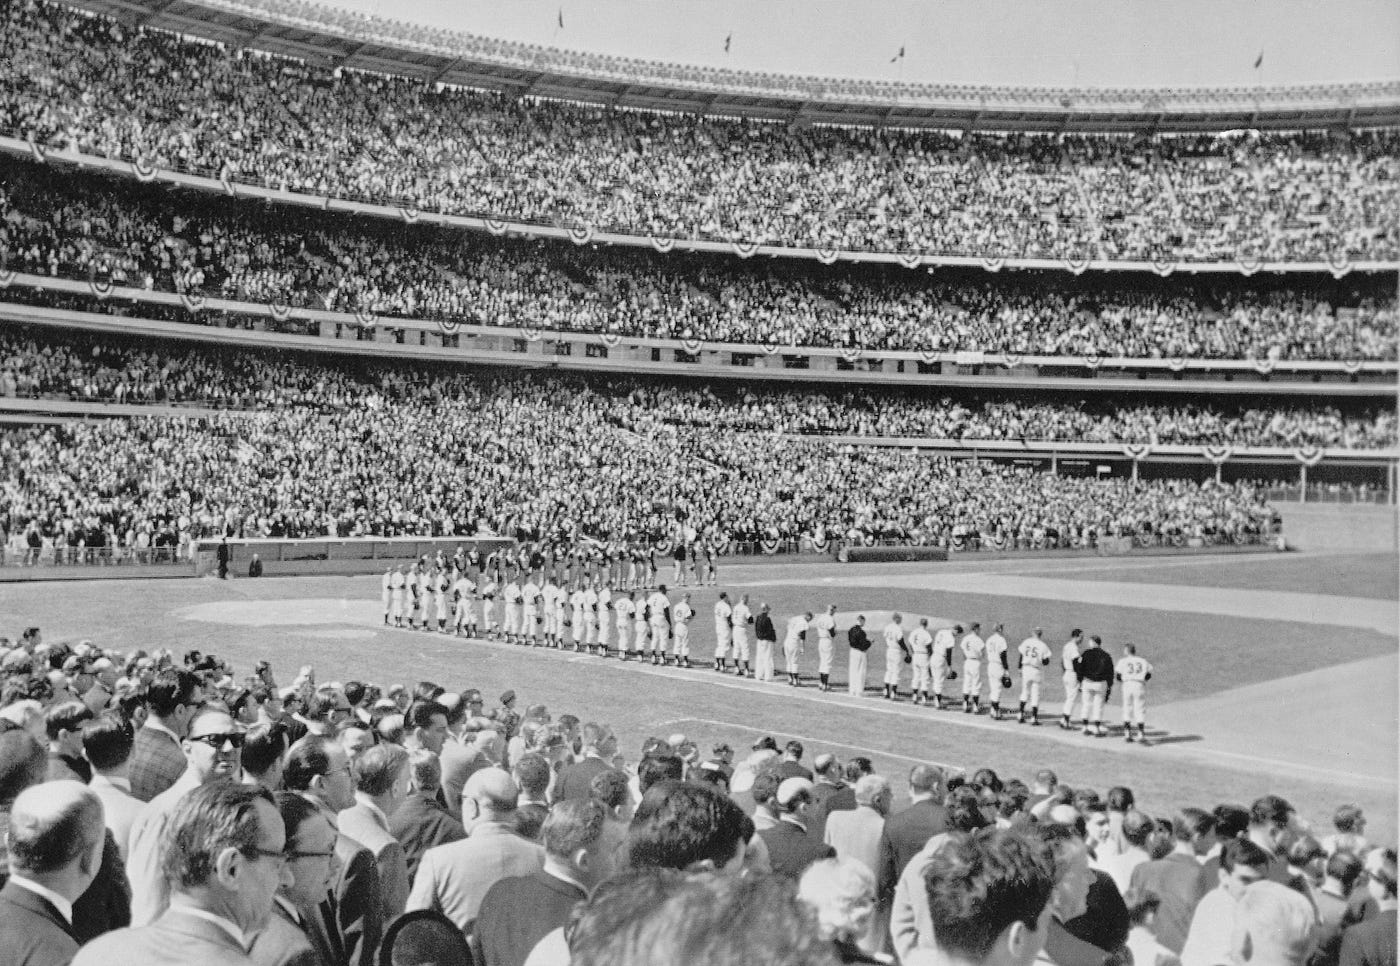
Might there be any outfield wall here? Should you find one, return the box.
[1277,504,1399,552]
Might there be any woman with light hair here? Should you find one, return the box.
[798,856,887,963]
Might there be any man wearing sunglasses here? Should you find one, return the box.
[127,706,245,927]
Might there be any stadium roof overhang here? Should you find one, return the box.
[67,0,1400,133]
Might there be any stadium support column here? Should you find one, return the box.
[1299,463,1308,502]
[1050,452,1058,475]
[1131,459,1138,484]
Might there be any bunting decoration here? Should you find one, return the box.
[89,279,113,300]
[568,226,594,246]
[733,241,760,259]
[1122,443,1153,461]
[898,253,923,270]
[681,338,703,353]
[1150,258,1176,277]
[1202,445,1233,465]
[809,534,830,554]
[0,269,14,288]
[520,327,543,342]
[986,533,1010,551]
[761,338,781,355]
[1251,358,1276,375]
[1065,256,1090,276]
[268,302,292,322]
[1343,358,1363,374]
[759,536,781,555]
[1236,254,1262,276]
[1328,253,1352,278]
[132,159,158,183]
[485,218,508,236]
[1166,357,1187,372]
[26,139,45,164]
[399,207,421,225]
[918,349,941,365]
[815,248,839,265]
[1001,354,1024,370]
[1083,354,1103,370]
[1293,446,1325,467]
[600,332,622,348]
[649,236,675,253]
[354,309,378,328]
[840,346,863,364]
[980,257,1005,273]
[178,292,206,313]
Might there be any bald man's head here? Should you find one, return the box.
[464,767,519,817]
[7,780,105,886]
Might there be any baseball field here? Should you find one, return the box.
[3,547,1395,833]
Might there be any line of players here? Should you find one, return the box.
[380,562,1155,744]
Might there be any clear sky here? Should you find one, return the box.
[316,0,1399,90]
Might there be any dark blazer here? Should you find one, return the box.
[389,793,466,885]
[72,830,132,943]
[71,906,253,966]
[45,752,92,785]
[1340,909,1398,966]
[809,785,856,844]
[1127,853,1210,954]
[128,726,185,803]
[474,871,587,966]
[555,757,612,802]
[777,760,814,782]
[1062,869,1129,954]
[877,799,947,898]
[754,614,777,643]
[0,879,80,966]
[759,819,835,879]
[323,832,383,966]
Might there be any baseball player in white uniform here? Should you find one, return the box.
[583,581,601,651]
[672,592,693,667]
[960,623,987,714]
[416,566,433,631]
[502,577,523,644]
[521,576,541,645]
[647,586,672,665]
[783,612,812,687]
[882,614,910,701]
[1059,629,1084,730]
[811,605,837,692]
[381,567,393,626]
[453,570,477,638]
[908,618,934,705]
[632,593,650,660]
[985,623,1011,720]
[1016,627,1052,725]
[712,592,733,672]
[1114,643,1154,744]
[389,566,407,627]
[931,624,960,710]
[569,585,587,651]
[731,594,754,677]
[614,590,635,658]
[480,576,498,638]
[541,578,560,646]
[433,568,450,632]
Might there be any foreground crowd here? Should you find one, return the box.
[2,163,1397,360]
[0,359,1284,560]
[1,0,1398,263]
[0,628,1392,966]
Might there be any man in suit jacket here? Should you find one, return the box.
[1126,808,1214,954]
[128,668,202,803]
[0,781,107,966]
[389,750,465,883]
[127,706,244,925]
[73,783,288,966]
[824,774,893,959]
[83,713,143,861]
[474,800,625,966]
[553,724,617,802]
[283,736,383,966]
[1339,849,1397,966]
[250,793,344,966]
[1230,880,1319,966]
[758,778,835,879]
[337,744,411,923]
[43,701,94,785]
[877,764,947,901]
[407,768,545,934]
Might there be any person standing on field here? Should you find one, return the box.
[1115,644,1154,744]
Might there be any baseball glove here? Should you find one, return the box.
[947,670,958,681]
[1000,674,1013,690]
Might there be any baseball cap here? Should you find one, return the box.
[776,777,814,807]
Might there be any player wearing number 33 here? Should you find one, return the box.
[1114,643,1154,744]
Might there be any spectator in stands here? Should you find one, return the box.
[249,792,341,966]
[82,713,141,862]
[338,743,411,925]
[388,748,465,882]
[128,667,201,803]
[1181,839,1272,966]
[1126,808,1215,954]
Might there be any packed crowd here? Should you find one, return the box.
[1,0,1398,262]
[3,162,1396,361]
[0,341,1291,560]
[0,627,1392,966]
[1,327,1393,449]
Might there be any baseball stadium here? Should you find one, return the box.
[0,0,1395,964]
